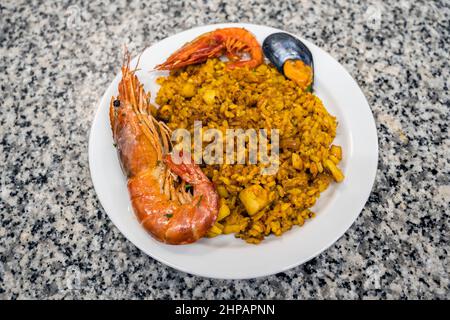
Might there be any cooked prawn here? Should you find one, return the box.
[156,27,263,70]
[110,51,219,244]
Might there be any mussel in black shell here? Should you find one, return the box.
[262,33,314,91]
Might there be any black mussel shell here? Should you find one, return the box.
[262,32,314,84]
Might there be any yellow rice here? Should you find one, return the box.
[156,58,344,244]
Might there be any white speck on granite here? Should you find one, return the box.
[0,0,449,299]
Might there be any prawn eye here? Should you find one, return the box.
[113,99,120,108]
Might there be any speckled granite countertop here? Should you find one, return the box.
[0,0,449,299]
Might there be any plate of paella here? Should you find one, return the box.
[89,23,378,279]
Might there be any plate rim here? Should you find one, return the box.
[88,22,378,279]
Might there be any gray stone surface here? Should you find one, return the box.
[0,0,449,299]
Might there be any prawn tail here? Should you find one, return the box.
[163,152,208,185]
[164,151,219,230]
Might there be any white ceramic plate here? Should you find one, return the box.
[89,23,378,279]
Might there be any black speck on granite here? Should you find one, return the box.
[0,0,449,299]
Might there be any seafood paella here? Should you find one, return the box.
[109,28,344,245]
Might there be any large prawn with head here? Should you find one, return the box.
[156,27,263,70]
[109,52,219,244]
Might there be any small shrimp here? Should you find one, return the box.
[156,28,263,70]
[110,51,219,244]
